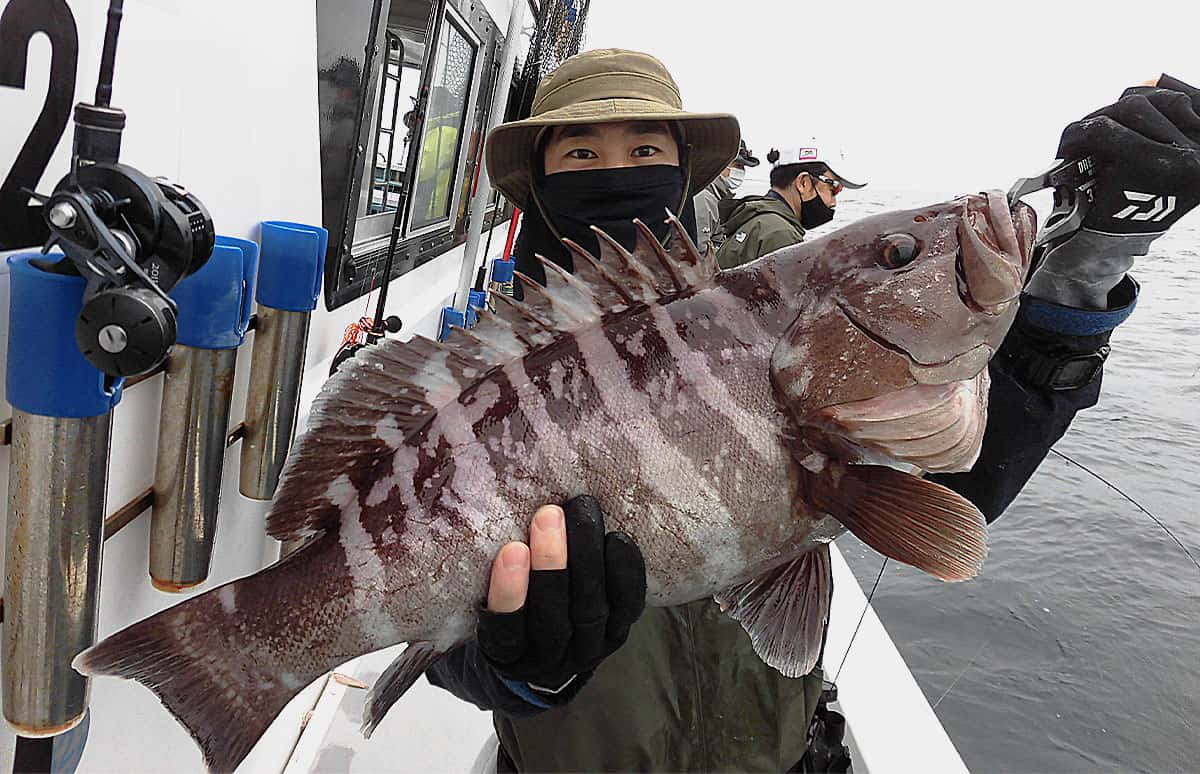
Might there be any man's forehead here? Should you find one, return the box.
[799,164,833,178]
[549,120,672,141]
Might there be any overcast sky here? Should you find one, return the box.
[584,0,1198,194]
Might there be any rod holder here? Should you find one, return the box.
[488,258,515,305]
[3,253,123,737]
[239,221,326,500]
[150,236,259,591]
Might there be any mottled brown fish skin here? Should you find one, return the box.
[343,262,819,655]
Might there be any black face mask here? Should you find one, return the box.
[800,193,835,229]
[512,165,689,286]
[541,164,685,252]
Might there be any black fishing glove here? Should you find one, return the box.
[477,495,647,707]
[1026,74,1200,308]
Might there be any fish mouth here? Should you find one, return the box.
[956,192,1036,313]
[818,370,990,473]
[836,301,907,357]
[836,302,992,383]
[833,191,1033,378]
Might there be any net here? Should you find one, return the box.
[511,0,591,120]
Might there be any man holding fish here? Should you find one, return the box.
[422,52,1200,771]
[74,51,1200,774]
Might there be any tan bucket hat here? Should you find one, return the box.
[486,48,741,209]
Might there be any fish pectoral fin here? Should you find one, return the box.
[361,642,445,738]
[714,545,831,678]
[811,464,987,581]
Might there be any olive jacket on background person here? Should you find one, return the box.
[426,268,1140,770]
[693,173,734,255]
[715,191,805,269]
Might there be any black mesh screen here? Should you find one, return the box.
[510,0,591,121]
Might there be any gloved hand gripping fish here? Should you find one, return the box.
[76,192,1036,772]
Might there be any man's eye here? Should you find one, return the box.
[567,148,598,160]
[632,145,660,158]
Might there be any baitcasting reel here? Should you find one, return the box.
[28,106,214,378]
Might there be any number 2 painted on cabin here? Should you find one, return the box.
[0,0,78,250]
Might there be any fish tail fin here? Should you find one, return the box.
[74,588,321,773]
[808,464,988,581]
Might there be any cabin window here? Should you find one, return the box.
[316,0,500,310]
[408,17,476,231]
[362,31,422,217]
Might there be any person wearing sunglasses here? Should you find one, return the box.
[716,139,866,269]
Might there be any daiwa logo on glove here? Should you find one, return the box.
[1113,190,1177,222]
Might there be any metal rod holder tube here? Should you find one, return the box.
[152,233,259,578]
[4,411,111,736]
[239,306,310,500]
[239,221,325,501]
[149,346,238,590]
[4,252,122,737]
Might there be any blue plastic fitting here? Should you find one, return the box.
[171,235,261,349]
[491,258,515,284]
[255,221,329,312]
[468,289,487,312]
[440,306,468,341]
[6,253,123,418]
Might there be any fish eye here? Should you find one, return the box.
[880,234,919,269]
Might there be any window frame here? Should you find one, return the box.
[354,35,424,244]
[401,3,483,240]
[361,32,416,220]
[317,0,506,310]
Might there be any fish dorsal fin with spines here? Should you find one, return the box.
[592,227,659,301]
[266,213,717,542]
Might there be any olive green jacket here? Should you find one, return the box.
[693,174,734,255]
[495,598,823,772]
[715,194,805,270]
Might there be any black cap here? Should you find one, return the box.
[734,139,759,168]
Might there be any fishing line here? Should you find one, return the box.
[833,557,887,683]
[931,641,987,710]
[1049,448,1200,575]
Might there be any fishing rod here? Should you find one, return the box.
[365,35,415,348]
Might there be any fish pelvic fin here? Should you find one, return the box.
[267,212,715,543]
[715,545,831,678]
[73,583,326,773]
[361,642,445,738]
[807,464,988,581]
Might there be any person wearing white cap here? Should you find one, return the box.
[716,137,866,269]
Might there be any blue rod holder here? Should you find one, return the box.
[6,253,122,418]
[256,221,328,312]
[171,235,261,349]
[439,306,477,341]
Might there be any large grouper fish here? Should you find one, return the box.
[77,191,1036,771]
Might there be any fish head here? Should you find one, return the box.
[770,191,1037,473]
